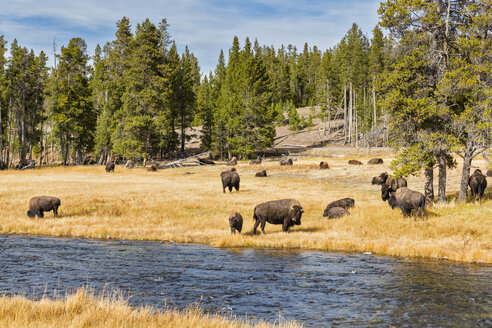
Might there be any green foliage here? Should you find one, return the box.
[288,103,301,131]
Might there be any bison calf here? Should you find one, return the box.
[319,161,329,169]
[221,168,240,193]
[387,187,426,220]
[469,169,487,202]
[27,196,61,219]
[229,211,243,234]
[105,161,115,173]
[255,170,267,177]
[323,207,350,219]
[324,198,355,212]
[253,199,303,234]
[348,160,363,165]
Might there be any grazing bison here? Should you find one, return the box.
[147,164,157,172]
[487,169,492,177]
[348,159,363,165]
[229,211,243,234]
[469,169,487,202]
[319,161,329,169]
[324,198,355,212]
[124,160,135,169]
[27,196,61,219]
[255,170,267,177]
[280,158,293,166]
[198,157,215,165]
[323,207,351,219]
[226,157,237,166]
[249,158,262,165]
[221,168,240,193]
[105,161,115,173]
[387,187,426,220]
[253,199,304,234]
[367,158,384,165]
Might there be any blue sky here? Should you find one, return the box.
[0,0,382,74]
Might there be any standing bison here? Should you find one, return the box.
[105,161,115,173]
[387,187,426,220]
[229,211,243,234]
[253,199,304,234]
[280,158,293,166]
[27,196,61,218]
[319,161,329,169]
[371,172,389,185]
[255,170,267,177]
[386,176,408,191]
[468,169,487,202]
[221,168,240,193]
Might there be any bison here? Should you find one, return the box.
[280,158,293,166]
[229,211,243,234]
[323,198,355,212]
[387,187,426,220]
[226,157,237,166]
[147,164,158,172]
[367,158,384,165]
[386,176,408,191]
[323,207,351,219]
[105,161,115,173]
[319,161,329,169]
[249,158,262,165]
[27,196,61,219]
[469,169,487,202]
[221,168,240,193]
[348,159,363,165]
[371,172,389,185]
[253,199,304,234]
[255,170,267,177]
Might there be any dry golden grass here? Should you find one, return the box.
[0,153,490,263]
[0,288,301,328]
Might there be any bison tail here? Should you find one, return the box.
[253,208,258,222]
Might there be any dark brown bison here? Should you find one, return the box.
[367,158,384,165]
[27,196,61,218]
[323,198,355,212]
[280,158,293,166]
[255,170,267,177]
[198,157,215,165]
[105,161,115,173]
[147,164,157,172]
[348,159,363,165]
[487,169,492,177]
[319,161,329,169]
[372,172,389,185]
[221,168,240,193]
[226,157,237,166]
[249,158,262,165]
[468,169,487,202]
[387,187,426,220]
[229,211,243,234]
[323,207,351,219]
[253,199,304,234]
[124,160,135,169]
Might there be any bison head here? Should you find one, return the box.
[26,210,35,218]
[291,205,303,225]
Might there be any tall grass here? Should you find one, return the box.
[0,155,490,263]
[0,288,301,328]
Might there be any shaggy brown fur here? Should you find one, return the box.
[319,161,329,169]
[27,196,61,219]
[221,168,240,193]
[255,170,267,177]
[348,160,363,165]
[323,207,350,219]
[253,199,303,234]
[229,211,243,234]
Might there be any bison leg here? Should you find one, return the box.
[260,221,266,234]
[253,219,260,235]
[54,206,58,217]
[228,186,233,192]
[235,183,239,191]
[38,211,44,218]
[231,228,236,235]
[282,220,290,232]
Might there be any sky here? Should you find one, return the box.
[0,0,382,74]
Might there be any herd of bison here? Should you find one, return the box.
[25,156,490,236]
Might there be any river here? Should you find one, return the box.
[0,235,490,327]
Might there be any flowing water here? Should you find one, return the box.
[0,235,490,327]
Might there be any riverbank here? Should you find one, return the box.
[0,153,490,263]
[0,288,300,328]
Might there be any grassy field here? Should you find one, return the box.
[0,151,490,263]
[0,288,301,328]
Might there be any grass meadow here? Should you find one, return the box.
[0,152,490,263]
[0,288,301,328]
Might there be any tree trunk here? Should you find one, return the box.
[181,108,186,153]
[458,139,475,203]
[437,152,447,203]
[348,82,353,145]
[60,135,66,166]
[343,83,347,144]
[424,164,435,202]
[0,100,3,162]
